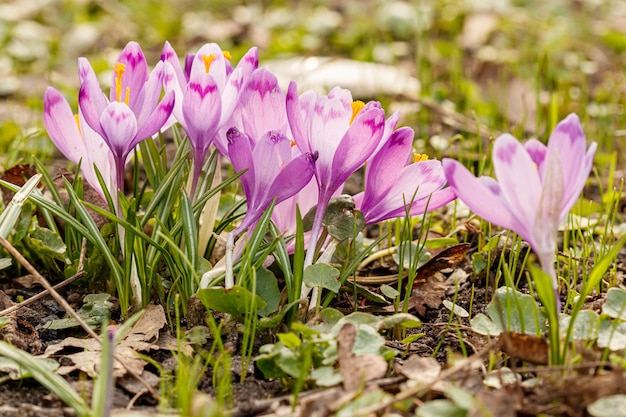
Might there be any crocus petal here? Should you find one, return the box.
[220,47,259,125]
[492,133,542,228]
[330,105,385,190]
[534,147,564,258]
[363,127,414,203]
[182,74,221,158]
[443,158,530,241]
[227,127,255,198]
[78,69,109,139]
[160,41,187,87]
[408,187,456,216]
[43,87,87,164]
[524,139,547,174]
[136,61,167,126]
[240,69,287,139]
[134,90,175,146]
[361,160,448,223]
[286,82,311,154]
[189,43,228,87]
[100,102,138,159]
[251,131,291,201]
[265,152,316,207]
[547,114,597,215]
[111,41,148,109]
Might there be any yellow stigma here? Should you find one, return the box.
[201,54,217,73]
[413,153,429,163]
[223,51,232,60]
[74,114,81,134]
[350,100,365,125]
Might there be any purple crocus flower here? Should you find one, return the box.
[227,128,317,237]
[78,41,175,194]
[286,82,387,266]
[443,113,597,307]
[44,87,116,200]
[224,127,316,288]
[353,127,456,224]
[161,42,258,197]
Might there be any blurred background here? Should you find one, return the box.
[1,0,625,172]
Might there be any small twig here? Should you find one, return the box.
[0,235,158,399]
[0,270,85,317]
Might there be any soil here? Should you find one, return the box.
[1,238,625,416]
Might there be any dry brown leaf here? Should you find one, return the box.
[468,389,517,417]
[337,323,387,392]
[41,303,167,377]
[395,355,441,385]
[498,332,549,365]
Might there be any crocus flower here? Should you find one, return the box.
[44,87,116,200]
[79,41,175,194]
[286,82,387,266]
[227,128,317,237]
[223,127,316,288]
[161,41,258,197]
[354,127,456,224]
[442,113,596,307]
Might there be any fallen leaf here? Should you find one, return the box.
[41,303,167,377]
[337,323,387,392]
[498,332,549,365]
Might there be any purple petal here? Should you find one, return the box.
[182,74,221,158]
[99,102,138,160]
[363,127,414,204]
[43,87,87,164]
[443,158,532,243]
[265,152,316,207]
[286,82,311,154]
[78,76,108,139]
[251,131,291,201]
[135,61,167,127]
[227,127,255,198]
[361,160,448,223]
[330,105,385,191]
[111,41,148,108]
[408,187,457,216]
[524,138,547,175]
[160,41,187,87]
[240,69,287,139]
[189,43,228,88]
[134,90,175,146]
[547,114,597,216]
[492,133,542,228]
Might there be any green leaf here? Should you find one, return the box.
[560,309,598,340]
[337,389,390,417]
[416,400,466,417]
[255,267,281,317]
[197,286,266,318]
[376,313,422,330]
[588,394,626,417]
[603,288,626,320]
[310,365,343,387]
[470,313,502,336]
[597,317,626,350]
[486,286,546,335]
[28,224,67,261]
[303,263,341,293]
[0,341,90,417]
[442,300,469,318]
[380,284,400,300]
[0,174,41,238]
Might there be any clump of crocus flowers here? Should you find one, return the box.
[43,40,597,315]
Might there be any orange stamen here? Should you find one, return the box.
[223,51,232,60]
[113,62,125,103]
[413,153,429,163]
[74,114,81,134]
[350,100,365,125]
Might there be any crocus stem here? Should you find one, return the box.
[189,157,203,201]
[224,231,235,289]
[301,193,330,299]
[115,156,126,195]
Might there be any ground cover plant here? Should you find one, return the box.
[1,0,626,416]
